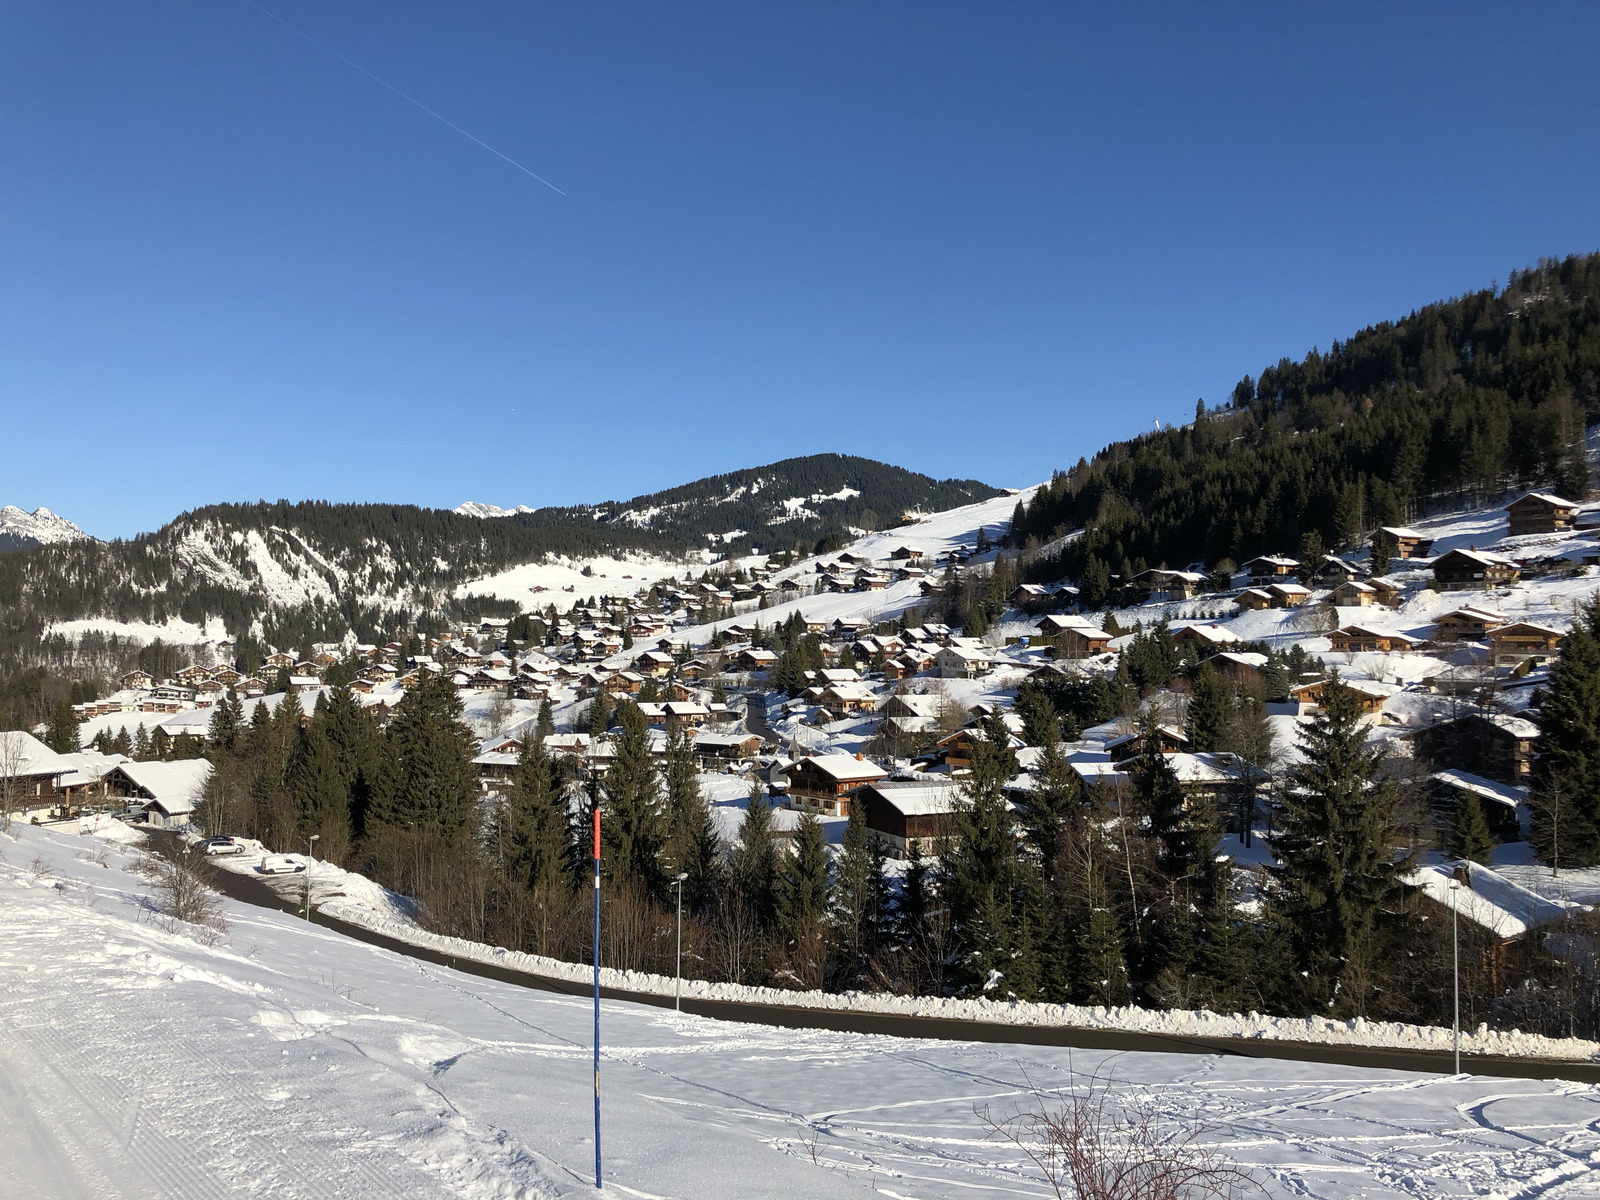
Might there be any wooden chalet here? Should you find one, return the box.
[1053,624,1113,660]
[1415,713,1540,784]
[785,753,889,816]
[1242,555,1300,585]
[1433,549,1519,591]
[937,645,993,679]
[1208,651,1268,689]
[1330,580,1378,607]
[1289,678,1389,715]
[690,731,763,765]
[1312,556,1363,587]
[1233,588,1274,612]
[1104,724,1190,762]
[858,781,959,858]
[1431,605,1508,643]
[1506,492,1581,537]
[1267,582,1312,608]
[1487,622,1564,668]
[1380,526,1434,559]
[735,648,778,672]
[1327,625,1422,654]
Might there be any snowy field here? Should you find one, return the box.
[6,822,1600,1199]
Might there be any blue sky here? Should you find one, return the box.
[3,2,1598,539]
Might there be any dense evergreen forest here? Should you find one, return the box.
[1010,253,1600,586]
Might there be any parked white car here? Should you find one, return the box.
[258,855,306,875]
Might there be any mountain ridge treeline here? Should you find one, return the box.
[1011,252,1600,584]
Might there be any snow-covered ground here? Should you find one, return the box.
[457,551,715,614]
[6,821,1600,1199]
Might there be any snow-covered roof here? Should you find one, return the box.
[116,760,210,815]
[1507,492,1580,509]
[1409,862,1580,939]
[1431,769,1527,811]
[0,730,70,778]
[864,780,960,816]
[794,753,888,783]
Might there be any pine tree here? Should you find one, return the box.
[1016,729,1081,879]
[1532,596,1600,867]
[586,691,613,738]
[1185,664,1233,753]
[1447,793,1498,865]
[778,812,830,944]
[46,700,80,754]
[939,718,1040,997]
[370,671,479,842]
[502,739,569,890]
[731,780,781,931]
[602,702,666,893]
[111,726,133,757]
[208,690,245,754]
[830,799,882,981]
[1073,859,1131,1006]
[663,724,721,910]
[133,723,150,760]
[534,697,555,744]
[1271,674,1413,1014]
[1369,529,1395,577]
[291,693,349,837]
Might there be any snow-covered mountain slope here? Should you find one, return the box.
[0,504,91,551]
[7,820,1599,1200]
[454,501,536,518]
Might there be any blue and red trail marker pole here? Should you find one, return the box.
[593,805,602,1190]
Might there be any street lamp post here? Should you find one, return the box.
[674,871,689,1011]
[1450,875,1461,1074]
[304,833,320,922]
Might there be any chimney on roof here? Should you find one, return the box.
[856,752,864,761]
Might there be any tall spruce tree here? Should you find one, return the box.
[778,811,830,944]
[1271,674,1412,1014]
[830,799,884,982]
[1185,664,1233,753]
[1447,793,1498,865]
[663,724,722,910]
[602,701,666,893]
[731,780,781,931]
[939,718,1040,997]
[502,739,569,890]
[534,697,555,744]
[1532,596,1600,867]
[208,689,245,755]
[370,671,479,842]
[46,700,80,754]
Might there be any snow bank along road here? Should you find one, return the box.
[8,826,1600,1200]
[175,832,1600,1086]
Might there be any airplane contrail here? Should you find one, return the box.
[238,0,566,195]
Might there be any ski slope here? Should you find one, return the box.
[5,822,1600,1199]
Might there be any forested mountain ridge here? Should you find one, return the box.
[1011,253,1600,585]
[478,454,1000,550]
[0,456,996,653]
